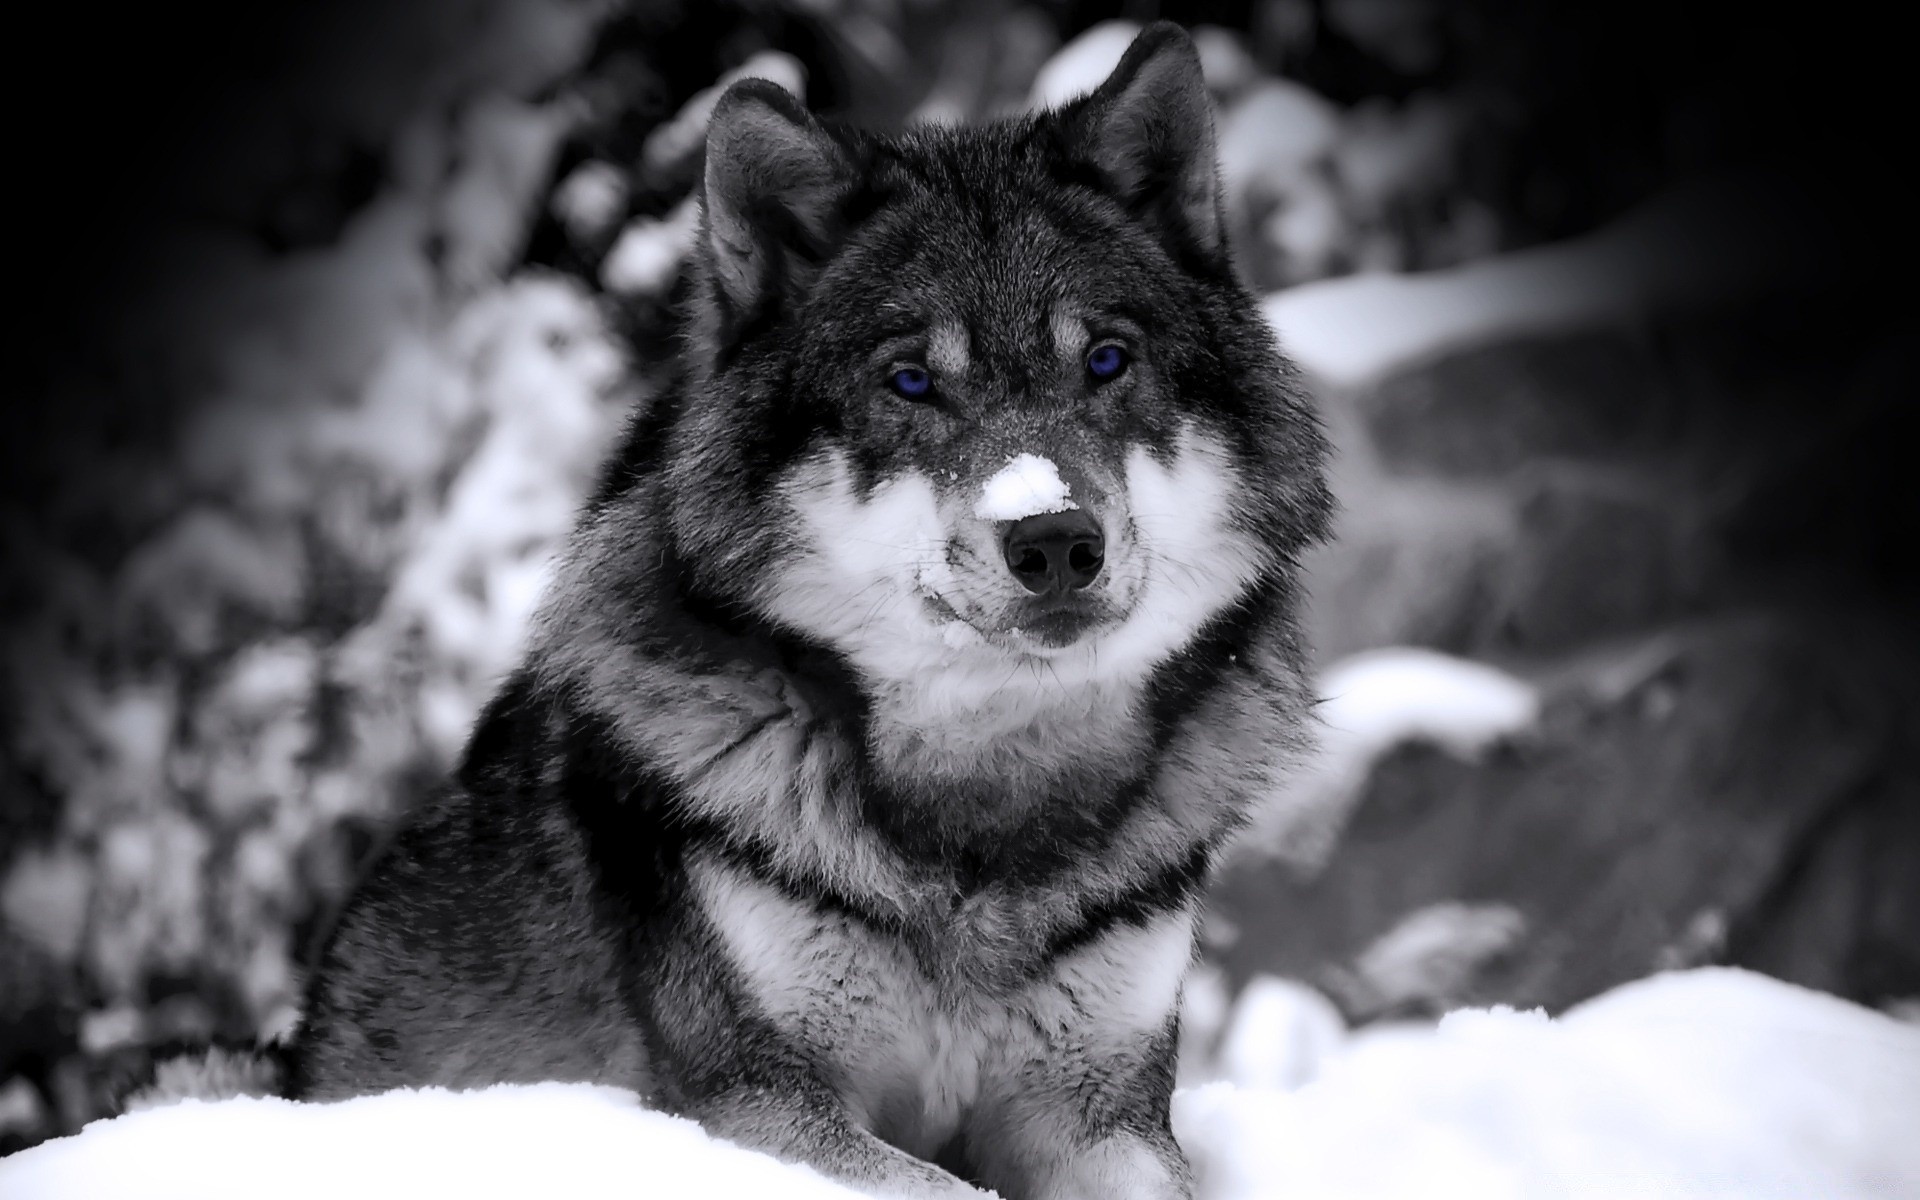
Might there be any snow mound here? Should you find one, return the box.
[5,971,1912,1199]
[0,1083,865,1200]
[1179,968,1920,1200]
[1211,974,1347,1091]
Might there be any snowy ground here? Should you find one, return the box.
[5,968,1915,1199]
[6,0,1905,1171]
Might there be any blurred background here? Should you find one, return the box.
[3,0,1913,1154]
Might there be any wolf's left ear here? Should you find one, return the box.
[701,79,854,321]
[1065,22,1223,255]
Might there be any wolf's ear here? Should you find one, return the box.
[701,80,854,319]
[1065,22,1223,254]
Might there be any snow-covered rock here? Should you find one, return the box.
[1264,177,1831,390]
[1238,646,1540,868]
[1317,646,1539,761]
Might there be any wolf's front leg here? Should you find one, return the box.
[978,1119,1192,1200]
[970,1031,1192,1200]
[1026,1127,1192,1200]
[690,1085,984,1199]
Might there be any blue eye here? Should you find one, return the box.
[889,366,932,398]
[1087,344,1128,380]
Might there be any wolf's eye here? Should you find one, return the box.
[889,366,933,399]
[1087,344,1129,380]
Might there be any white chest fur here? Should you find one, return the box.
[689,852,1196,1158]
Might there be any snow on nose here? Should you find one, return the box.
[974,453,1078,521]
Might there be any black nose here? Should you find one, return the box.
[1003,511,1104,596]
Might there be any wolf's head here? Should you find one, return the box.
[651,23,1330,791]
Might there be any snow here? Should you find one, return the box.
[1263,177,1833,389]
[0,1078,44,1143]
[603,46,806,296]
[1317,646,1540,760]
[1261,182,1349,280]
[1190,26,1259,98]
[1218,81,1341,193]
[601,196,700,297]
[1178,968,1920,1200]
[1335,93,1461,220]
[0,1083,867,1200]
[974,454,1077,521]
[1,844,92,963]
[6,970,1913,1199]
[351,274,626,762]
[1028,20,1139,109]
[116,508,308,656]
[438,96,570,292]
[641,51,807,179]
[1210,975,1347,1091]
[552,159,629,240]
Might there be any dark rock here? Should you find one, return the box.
[1358,330,1673,478]
[1477,464,1711,652]
[1710,335,1920,605]
[1310,294,1918,658]
[1304,460,1711,660]
[0,926,79,1107]
[1302,475,1512,662]
[1730,763,1920,1006]
[1351,290,1914,490]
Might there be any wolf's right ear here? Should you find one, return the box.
[701,80,854,321]
[1064,22,1224,257]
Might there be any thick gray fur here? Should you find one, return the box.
[159,22,1334,1200]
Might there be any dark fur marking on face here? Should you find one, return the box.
[640,540,876,734]
[1141,579,1285,740]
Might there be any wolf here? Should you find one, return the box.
[262,22,1329,1200]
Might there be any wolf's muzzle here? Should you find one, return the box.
[1003,511,1104,597]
